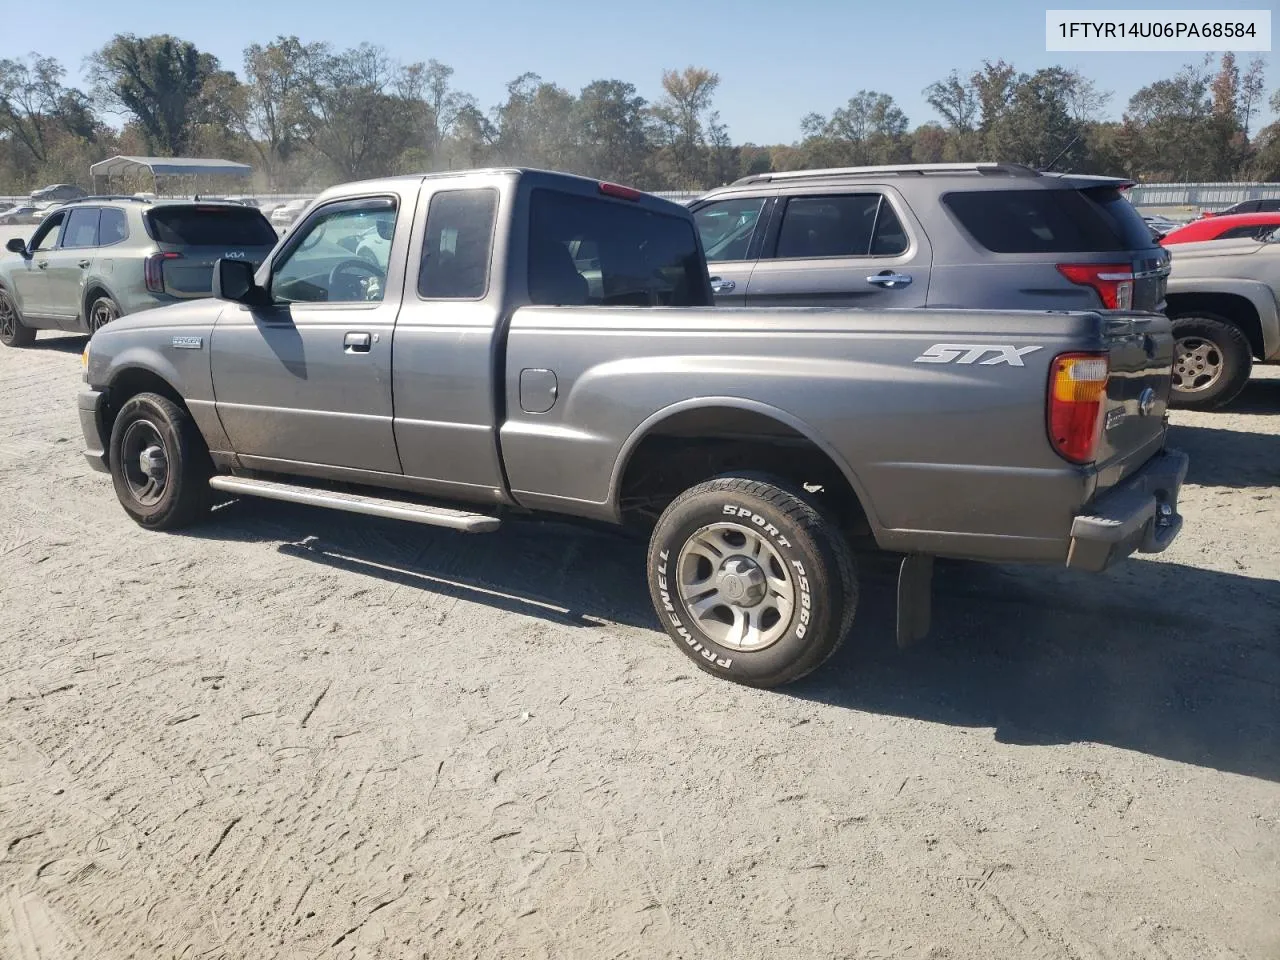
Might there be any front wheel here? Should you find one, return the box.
[647,476,858,687]
[108,392,213,530]
[0,289,35,347]
[1169,315,1253,410]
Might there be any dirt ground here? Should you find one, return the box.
[0,321,1277,959]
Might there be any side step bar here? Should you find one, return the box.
[208,476,501,533]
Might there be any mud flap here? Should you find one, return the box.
[896,553,934,649]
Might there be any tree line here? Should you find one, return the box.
[1,35,1278,196]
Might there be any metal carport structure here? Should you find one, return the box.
[89,156,253,196]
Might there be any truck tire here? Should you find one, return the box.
[1169,315,1253,410]
[108,392,213,530]
[0,289,35,347]
[647,476,857,687]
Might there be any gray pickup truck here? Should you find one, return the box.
[79,168,1188,687]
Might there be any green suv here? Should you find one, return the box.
[0,197,278,347]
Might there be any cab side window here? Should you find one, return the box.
[418,189,498,299]
[774,194,908,259]
[99,208,128,245]
[694,197,767,262]
[30,212,66,253]
[271,199,398,303]
[62,208,101,249]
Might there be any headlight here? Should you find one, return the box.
[81,341,90,380]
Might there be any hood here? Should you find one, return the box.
[95,298,223,338]
[1167,237,1269,268]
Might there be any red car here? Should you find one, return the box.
[1162,212,1280,245]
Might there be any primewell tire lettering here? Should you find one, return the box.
[791,560,812,639]
[655,547,731,669]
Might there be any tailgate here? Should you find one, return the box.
[1092,312,1174,492]
[159,244,273,298]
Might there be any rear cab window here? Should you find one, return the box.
[145,205,277,246]
[528,189,709,307]
[943,187,1155,253]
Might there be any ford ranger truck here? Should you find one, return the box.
[78,168,1188,687]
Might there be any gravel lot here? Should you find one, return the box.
[0,288,1277,955]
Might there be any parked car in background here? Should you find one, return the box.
[0,204,43,225]
[1164,232,1280,408]
[29,184,87,204]
[269,198,311,229]
[0,197,278,346]
[1160,213,1280,246]
[75,168,1186,687]
[1143,215,1184,239]
[690,163,1169,313]
[1201,199,1280,217]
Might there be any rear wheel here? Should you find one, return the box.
[1169,315,1253,410]
[108,392,213,530]
[87,294,120,334]
[646,476,857,687]
[0,289,35,347]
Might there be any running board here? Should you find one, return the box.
[208,476,501,533]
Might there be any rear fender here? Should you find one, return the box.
[606,396,883,532]
[81,276,123,323]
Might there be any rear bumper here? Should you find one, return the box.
[1066,448,1188,572]
[79,387,109,473]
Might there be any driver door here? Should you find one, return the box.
[210,194,407,476]
[10,211,66,319]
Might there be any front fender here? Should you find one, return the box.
[1165,276,1280,358]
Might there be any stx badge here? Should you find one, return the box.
[913,343,1043,366]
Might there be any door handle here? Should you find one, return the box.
[709,276,736,294]
[78,259,91,268]
[866,272,912,288]
[36,260,48,270]
[343,331,372,354]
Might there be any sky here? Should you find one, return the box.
[4,0,1276,144]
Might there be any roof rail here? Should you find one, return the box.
[57,195,153,205]
[730,162,1041,186]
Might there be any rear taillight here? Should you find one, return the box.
[1057,263,1134,310]
[144,252,181,294]
[1048,352,1109,464]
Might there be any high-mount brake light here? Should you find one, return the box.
[1047,352,1110,464]
[599,182,643,201]
[1056,262,1135,310]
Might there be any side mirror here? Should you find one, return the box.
[5,238,28,256]
[213,258,267,305]
[375,218,394,241]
